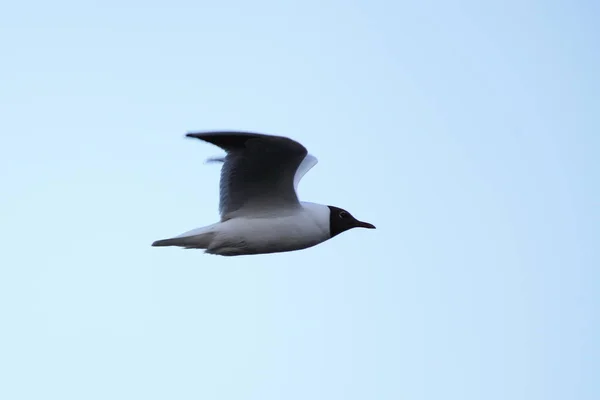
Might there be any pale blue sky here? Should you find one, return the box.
[1,1,598,399]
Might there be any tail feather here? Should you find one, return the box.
[152,225,217,249]
[152,237,195,247]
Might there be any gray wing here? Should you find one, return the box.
[186,131,309,219]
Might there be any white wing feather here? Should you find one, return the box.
[293,154,318,192]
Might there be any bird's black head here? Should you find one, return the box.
[327,206,376,238]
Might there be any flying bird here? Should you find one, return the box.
[152,131,375,256]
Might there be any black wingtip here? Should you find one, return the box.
[184,131,268,150]
[183,131,307,156]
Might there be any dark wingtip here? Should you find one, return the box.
[185,131,260,138]
[183,131,268,150]
[184,130,307,157]
[204,156,225,164]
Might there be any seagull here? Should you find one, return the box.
[152,131,375,256]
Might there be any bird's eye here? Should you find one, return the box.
[339,211,349,219]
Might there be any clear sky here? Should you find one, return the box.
[1,1,598,399]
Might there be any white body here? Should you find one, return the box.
[160,202,331,256]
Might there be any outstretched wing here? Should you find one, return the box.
[187,131,314,219]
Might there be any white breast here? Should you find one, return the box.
[208,202,331,255]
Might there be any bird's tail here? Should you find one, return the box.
[152,225,217,249]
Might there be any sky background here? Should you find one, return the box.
[1,1,598,399]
